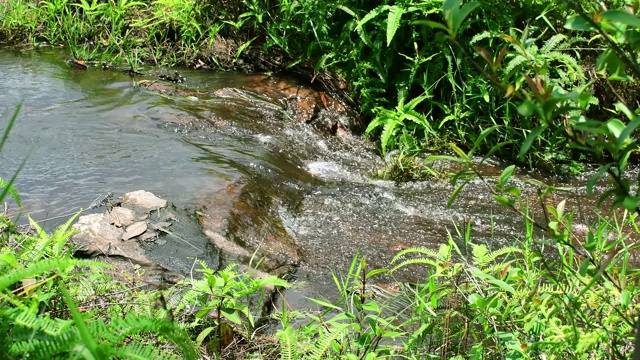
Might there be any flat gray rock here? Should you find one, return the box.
[120,190,167,213]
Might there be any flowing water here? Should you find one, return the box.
[0,48,601,309]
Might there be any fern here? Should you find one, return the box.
[503,54,528,77]
[114,343,179,360]
[309,323,351,360]
[469,30,492,45]
[472,244,522,267]
[0,257,90,292]
[391,246,441,263]
[3,308,197,359]
[386,5,404,46]
[540,33,567,53]
[277,326,298,360]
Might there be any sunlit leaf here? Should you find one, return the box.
[498,165,515,188]
[601,9,640,28]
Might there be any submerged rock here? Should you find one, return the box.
[197,181,302,275]
[141,73,358,136]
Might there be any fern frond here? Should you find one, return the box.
[390,257,440,273]
[540,34,567,53]
[8,328,79,358]
[310,323,351,360]
[0,258,87,292]
[503,54,528,76]
[391,246,440,263]
[277,326,298,360]
[113,342,179,360]
[474,245,522,267]
[50,210,82,256]
[469,30,492,45]
[380,115,401,154]
[98,315,197,360]
[386,5,404,46]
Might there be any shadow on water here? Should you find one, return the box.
[0,48,614,310]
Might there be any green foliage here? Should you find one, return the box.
[386,211,640,358]
[168,261,289,354]
[276,255,409,359]
[375,151,440,181]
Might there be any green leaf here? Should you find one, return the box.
[621,290,631,307]
[469,266,516,294]
[578,258,590,277]
[468,293,485,308]
[443,0,462,14]
[494,195,515,207]
[614,102,635,121]
[366,268,388,278]
[469,125,499,157]
[601,9,640,28]
[607,118,626,139]
[221,307,242,324]
[622,196,639,211]
[450,143,469,160]
[448,179,471,208]
[412,20,449,32]
[235,37,256,60]
[451,2,479,36]
[517,99,537,117]
[564,15,595,31]
[504,186,521,197]
[362,302,381,313]
[518,126,544,160]
[386,5,404,46]
[307,297,343,312]
[195,327,215,347]
[498,165,516,188]
[617,117,640,146]
[425,154,465,164]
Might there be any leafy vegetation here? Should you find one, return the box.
[4,0,640,358]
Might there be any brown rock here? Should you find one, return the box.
[122,221,148,241]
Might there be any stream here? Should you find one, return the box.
[0,48,597,310]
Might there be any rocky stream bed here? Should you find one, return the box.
[1,49,604,311]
